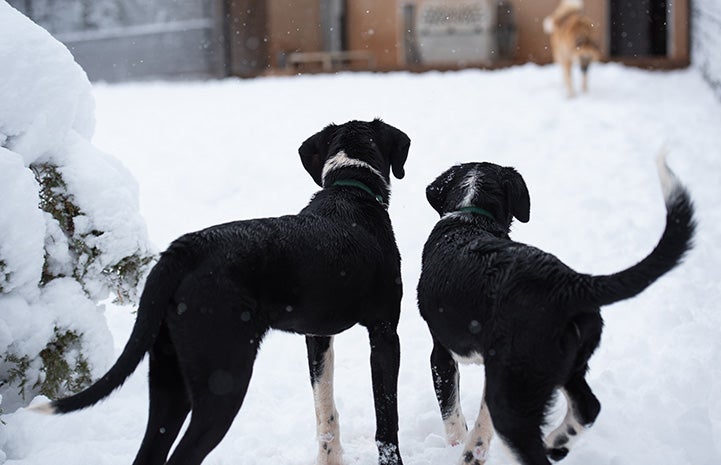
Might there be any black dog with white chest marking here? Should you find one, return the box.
[417,157,694,465]
[34,119,410,465]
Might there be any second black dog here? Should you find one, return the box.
[34,119,410,465]
[417,156,694,465]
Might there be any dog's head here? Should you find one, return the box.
[427,162,530,228]
[298,119,410,188]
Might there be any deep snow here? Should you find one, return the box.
[3,57,721,465]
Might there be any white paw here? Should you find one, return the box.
[456,445,490,465]
[473,445,488,461]
[444,417,469,446]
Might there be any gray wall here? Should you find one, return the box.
[8,0,227,82]
[693,0,721,99]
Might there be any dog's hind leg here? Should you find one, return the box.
[484,366,553,465]
[562,58,575,98]
[164,343,258,465]
[164,301,264,465]
[545,314,602,460]
[132,324,190,465]
[368,321,403,465]
[457,386,493,465]
[544,375,600,461]
[306,335,344,465]
[430,340,468,445]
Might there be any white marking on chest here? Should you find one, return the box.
[321,150,386,187]
[451,351,485,365]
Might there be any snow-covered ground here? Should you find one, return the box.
[4,63,721,464]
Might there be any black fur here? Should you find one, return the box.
[48,119,410,465]
[417,161,695,464]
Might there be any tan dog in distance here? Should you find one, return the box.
[543,0,601,97]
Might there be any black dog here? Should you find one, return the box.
[34,119,410,465]
[417,156,694,465]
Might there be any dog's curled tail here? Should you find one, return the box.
[29,241,192,415]
[583,151,696,307]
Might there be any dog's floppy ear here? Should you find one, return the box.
[502,167,530,223]
[389,127,410,180]
[299,125,336,187]
[374,119,410,179]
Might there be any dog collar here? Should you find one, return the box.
[457,206,496,221]
[333,179,385,205]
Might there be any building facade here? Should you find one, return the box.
[8,0,691,82]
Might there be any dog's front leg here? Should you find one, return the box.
[430,340,468,445]
[306,336,344,465]
[458,388,493,465]
[368,321,403,465]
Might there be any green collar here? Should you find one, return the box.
[457,206,495,221]
[332,179,385,205]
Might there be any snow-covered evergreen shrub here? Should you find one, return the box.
[0,3,154,414]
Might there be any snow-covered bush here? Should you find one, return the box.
[0,3,154,414]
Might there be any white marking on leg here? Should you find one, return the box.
[441,367,468,446]
[544,389,586,458]
[458,388,494,465]
[313,338,344,465]
[442,350,487,446]
[321,151,387,188]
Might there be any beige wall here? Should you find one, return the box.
[671,0,690,62]
[346,0,403,68]
[267,0,322,66]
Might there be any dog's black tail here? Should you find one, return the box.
[29,239,193,415]
[581,152,695,307]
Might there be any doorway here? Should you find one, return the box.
[610,0,668,57]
